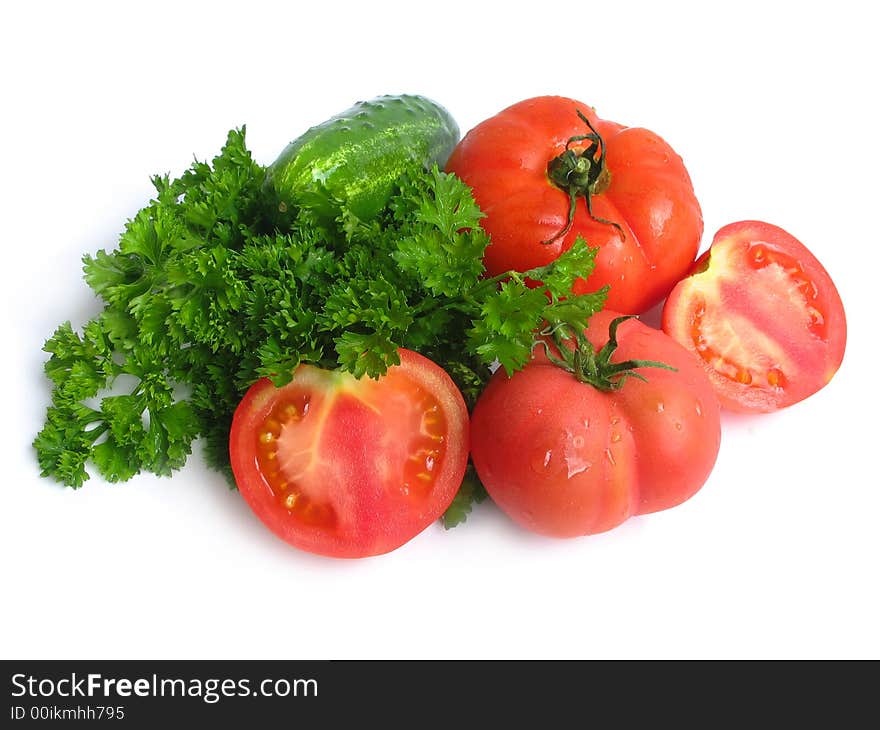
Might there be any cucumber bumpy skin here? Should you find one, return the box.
[266,94,460,221]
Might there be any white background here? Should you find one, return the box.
[3,0,878,659]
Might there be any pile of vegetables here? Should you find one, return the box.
[34,94,847,558]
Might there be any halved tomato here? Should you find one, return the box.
[662,221,846,412]
[229,349,469,558]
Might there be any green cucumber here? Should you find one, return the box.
[267,94,460,221]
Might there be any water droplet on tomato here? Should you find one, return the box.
[530,448,554,473]
[563,431,591,478]
[565,457,591,478]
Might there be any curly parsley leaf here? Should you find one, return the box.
[335,330,402,379]
[467,281,549,374]
[442,465,489,529]
[533,235,598,295]
[392,167,489,297]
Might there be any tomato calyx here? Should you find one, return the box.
[543,110,624,245]
[538,315,675,391]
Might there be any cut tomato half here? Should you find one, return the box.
[662,221,846,412]
[229,349,469,558]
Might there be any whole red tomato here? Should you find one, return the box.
[470,311,721,537]
[446,96,703,314]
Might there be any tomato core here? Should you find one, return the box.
[252,371,449,532]
[685,237,832,393]
[746,242,827,339]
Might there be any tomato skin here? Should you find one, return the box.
[470,311,721,538]
[229,349,469,558]
[445,96,703,314]
[662,221,847,413]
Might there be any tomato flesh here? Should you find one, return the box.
[663,221,846,412]
[230,350,469,558]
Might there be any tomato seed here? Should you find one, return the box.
[767,368,785,388]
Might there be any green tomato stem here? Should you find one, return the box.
[543,110,624,245]
[541,315,675,391]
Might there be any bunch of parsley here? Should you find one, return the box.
[34,128,606,524]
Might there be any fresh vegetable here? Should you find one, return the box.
[33,107,606,526]
[662,221,846,412]
[267,94,459,222]
[470,310,721,538]
[230,349,469,558]
[445,96,703,314]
